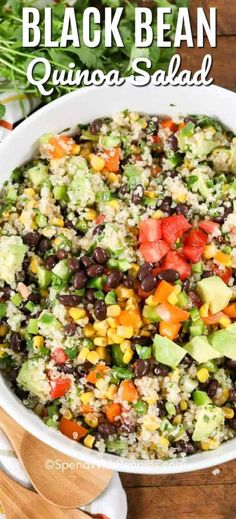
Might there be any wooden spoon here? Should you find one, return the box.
[0,468,91,519]
[0,407,112,509]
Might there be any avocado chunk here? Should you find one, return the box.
[153,334,186,369]
[67,157,95,208]
[17,358,51,403]
[37,265,52,288]
[193,390,211,406]
[209,323,236,360]
[52,259,70,281]
[0,236,27,286]
[192,405,224,441]
[197,276,232,314]
[184,336,221,363]
[38,312,62,337]
[27,163,48,188]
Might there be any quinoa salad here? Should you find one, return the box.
[0,111,236,460]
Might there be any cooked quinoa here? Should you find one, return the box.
[0,111,236,460]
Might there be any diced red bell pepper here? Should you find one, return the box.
[212,265,233,285]
[59,417,88,441]
[185,229,208,247]
[104,147,120,172]
[52,348,68,365]
[95,213,106,225]
[163,250,191,280]
[50,378,71,399]
[140,240,170,263]
[151,135,162,144]
[161,119,178,133]
[139,218,162,243]
[199,220,220,234]
[182,245,204,263]
[161,215,191,245]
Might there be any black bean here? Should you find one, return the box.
[56,249,68,260]
[28,291,40,304]
[137,263,153,282]
[146,118,159,134]
[92,247,108,265]
[73,271,88,289]
[58,294,82,307]
[80,255,94,269]
[182,279,190,292]
[8,368,19,385]
[141,275,157,292]
[157,269,180,283]
[94,300,107,320]
[131,184,144,204]
[85,289,96,303]
[10,333,25,353]
[159,196,172,213]
[22,258,30,273]
[228,418,236,430]
[181,354,193,367]
[90,119,102,135]
[15,386,29,400]
[153,363,170,377]
[225,359,236,371]
[97,422,116,438]
[64,219,76,230]
[174,440,197,455]
[38,237,51,254]
[188,291,202,308]
[45,254,57,270]
[68,258,80,272]
[156,401,166,418]
[168,134,179,152]
[87,264,104,278]
[201,271,214,279]
[134,359,151,378]
[57,364,77,376]
[119,423,135,434]
[93,224,106,236]
[23,232,40,248]
[184,116,197,125]
[223,204,233,219]
[131,336,151,347]
[123,277,133,288]
[207,379,219,398]
[107,270,123,289]
[119,184,129,195]
[176,203,189,217]
[64,323,77,336]
[229,389,236,402]
[0,286,11,303]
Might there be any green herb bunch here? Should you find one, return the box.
[0,0,189,104]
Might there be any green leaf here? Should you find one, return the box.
[0,104,6,119]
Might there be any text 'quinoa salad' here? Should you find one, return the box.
[0,111,236,460]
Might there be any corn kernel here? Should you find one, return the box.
[143,415,159,431]
[123,347,134,364]
[109,200,120,210]
[107,172,117,184]
[0,345,7,358]
[90,154,105,172]
[106,384,118,400]
[144,191,155,199]
[199,303,209,318]
[223,407,234,420]
[215,388,229,406]
[116,286,134,300]
[129,264,139,277]
[87,351,100,365]
[71,144,80,155]
[85,209,97,221]
[215,251,232,268]
[120,340,131,353]
[201,439,219,451]
[33,335,44,349]
[63,409,73,420]
[180,399,188,411]
[29,257,39,274]
[80,391,94,404]
[117,325,134,339]
[159,437,169,449]
[107,305,121,317]
[84,434,95,449]
[203,244,216,260]
[146,295,156,306]
[84,413,98,428]
[197,368,209,383]
[68,307,86,321]
[51,217,64,227]
[219,316,231,328]
[152,210,163,219]
[167,292,178,305]
[173,414,182,425]
[146,397,157,405]
[93,337,107,347]
[24,187,35,197]
[93,320,108,336]
[77,347,89,362]
[95,346,108,361]
[84,324,95,338]
[40,288,49,298]
[0,325,8,337]
[175,193,187,203]
[95,378,108,391]
[106,318,118,329]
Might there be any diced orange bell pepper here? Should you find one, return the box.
[224,304,236,319]
[118,310,141,328]
[157,303,189,324]
[152,280,174,304]
[49,135,72,159]
[202,312,224,325]
[105,403,122,423]
[104,147,120,172]
[118,380,138,403]
[178,122,186,130]
[86,364,110,385]
[81,404,93,414]
[159,321,181,340]
[161,119,178,132]
[59,416,88,441]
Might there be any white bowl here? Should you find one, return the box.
[0,83,236,474]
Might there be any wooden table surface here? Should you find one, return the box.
[121,2,236,517]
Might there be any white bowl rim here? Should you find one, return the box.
[0,82,236,474]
